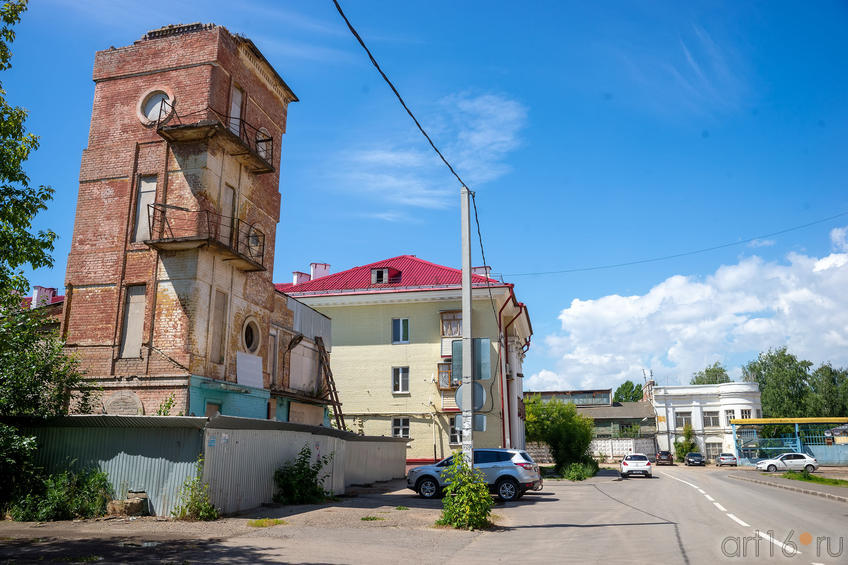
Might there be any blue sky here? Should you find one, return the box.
[8,0,848,390]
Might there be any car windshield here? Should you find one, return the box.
[689,453,702,457]
[436,456,453,467]
[627,455,648,461]
[659,451,671,456]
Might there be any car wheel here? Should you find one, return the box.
[804,465,815,473]
[417,477,440,499]
[767,464,776,473]
[620,472,627,478]
[496,478,520,502]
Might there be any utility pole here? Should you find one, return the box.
[460,185,473,464]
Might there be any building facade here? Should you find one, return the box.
[61,24,329,423]
[647,380,762,460]
[280,256,533,463]
[525,389,656,439]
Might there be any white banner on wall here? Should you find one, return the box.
[236,352,263,389]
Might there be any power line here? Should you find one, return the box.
[503,210,848,277]
[332,0,500,324]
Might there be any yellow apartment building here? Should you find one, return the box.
[277,256,533,463]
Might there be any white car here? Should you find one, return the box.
[620,453,652,478]
[756,452,819,473]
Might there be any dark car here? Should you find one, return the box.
[685,452,705,466]
[655,451,674,465]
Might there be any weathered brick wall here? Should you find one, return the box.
[63,25,294,416]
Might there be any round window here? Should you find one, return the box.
[137,88,174,125]
[243,319,260,353]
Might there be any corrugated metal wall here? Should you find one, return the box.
[20,423,203,517]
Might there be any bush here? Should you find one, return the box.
[0,424,39,512]
[563,458,599,481]
[10,467,111,522]
[436,452,493,530]
[172,458,218,521]
[273,445,332,505]
[673,423,698,462]
[525,395,594,474]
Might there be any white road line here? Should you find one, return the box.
[697,488,706,494]
[726,513,750,528]
[704,494,715,502]
[757,531,801,556]
[713,502,726,512]
[658,471,699,489]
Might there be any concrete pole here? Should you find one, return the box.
[461,186,473,465]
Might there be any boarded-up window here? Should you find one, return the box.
[229,86,243,135]
[210,290,228,364]
[269,332,278,387]
[133,176,156,242]
[119,286,145,358]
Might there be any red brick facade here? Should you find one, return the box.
[63,24,297,416]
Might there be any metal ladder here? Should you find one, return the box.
[315,336,345,430]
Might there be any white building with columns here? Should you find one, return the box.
[646,381,762,460]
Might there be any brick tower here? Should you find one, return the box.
[63,24,299,417]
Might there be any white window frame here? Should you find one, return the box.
[372,268,389,284]
[740,409,752,419]
[449,415,460,445]
[392,318,409,344]
[392,366,409,394]
[703,411,720,428]
[725,409,735,425]
[392,417,410,438]
[675,411,692,429]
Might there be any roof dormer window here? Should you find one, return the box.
[372,268,388,285]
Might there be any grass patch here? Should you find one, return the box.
[394,506,409,511]
[361,516,385,521]
[67,556,102,563]
[781,470,848,488]
[247,518,287,528]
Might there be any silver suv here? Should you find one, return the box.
[407,448,542,502]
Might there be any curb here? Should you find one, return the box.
[729,473,848,504]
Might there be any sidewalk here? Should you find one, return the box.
[729,470,848,503]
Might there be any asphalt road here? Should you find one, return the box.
[1,466,845,564]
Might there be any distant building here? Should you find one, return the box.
[646,380,762,460]
[280,255,533,464]
[60,23,330,423]
[525,389,656,438]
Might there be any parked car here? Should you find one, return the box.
[655,451,674,465]
[716,453,738,467]
[620,453,652,478]
[756,452,819,473]
[684,452,705,466]
[407,449,542,502]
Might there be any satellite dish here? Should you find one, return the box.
[454,382,485,411]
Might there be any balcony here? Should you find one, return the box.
[155,100,274,174]
[145,203,265,271]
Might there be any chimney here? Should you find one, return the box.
[310,262,330,280]
[292,271,311,285]
[472,265,491,278]
[31,286,56,308]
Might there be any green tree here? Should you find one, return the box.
[806,363,848,417]
[742,347,812,418]
[613,380,643,403]
[0,0,56,306]
[525,395,594,474]
[673,423,697,462]
[690,362,731,385]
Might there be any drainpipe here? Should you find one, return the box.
[501,304,525,448]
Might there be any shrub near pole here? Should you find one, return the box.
[436,452,493,530]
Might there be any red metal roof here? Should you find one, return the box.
[21,295,65,308]
[276,255,504,296]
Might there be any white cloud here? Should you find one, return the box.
[831,226,848,252]
[333,93,527,214]
[533,248,848,392]
[748,238,775,248]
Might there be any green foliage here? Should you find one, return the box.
[673,423,698,462]
[273,445,332,505]
[360,515,384,521]
[0,423,38,511]
[563,458,599,481]
[613,380,643,403]
[525,395,594,474]
[395,505,409,510]
[690,362,731,385]
[782,470,848,488]
[0,1,57,303]
[10,467,111,522]
[155,393,176,416]
[436,452,493,530]
[172,458,218,521]
[247,518,286,527]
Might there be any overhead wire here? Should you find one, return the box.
[331,0,500,324]
[503,209,848,277]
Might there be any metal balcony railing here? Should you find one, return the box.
[146,203,266,271]
[155,99,274,173]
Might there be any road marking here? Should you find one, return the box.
[726,513,750,528]
[658,472,699,489]
[713,502,726,512]
[757,531,800,556]
[697,488,706,494]
[704,494,715,502]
